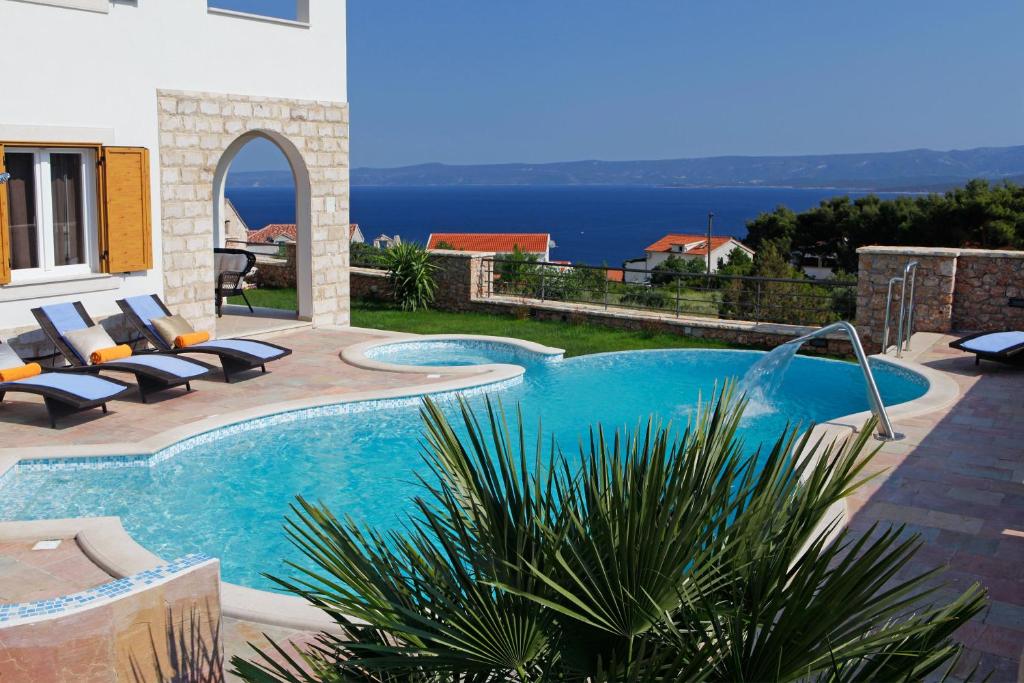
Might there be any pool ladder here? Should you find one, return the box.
[784,321,901,441]
[881,261,919,358]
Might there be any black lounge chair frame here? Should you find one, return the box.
[31,303,216,402]
[949,330,1024,367]
[116,296,292,383]
[214,248,257,317]
[0,372,132,428]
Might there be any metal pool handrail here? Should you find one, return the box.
[881,275,904,354]
[783,320,901,441]
[896,260,919,357]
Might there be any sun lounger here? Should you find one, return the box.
[32,303,216,402]
[117,294,291,382]
[949,330,1024,366]
[0,341,132,428]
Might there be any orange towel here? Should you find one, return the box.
[174,331,211,349]
[90,345,133,365]
[0,362,42,382]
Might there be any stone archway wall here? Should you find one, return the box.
[156,89,349,331]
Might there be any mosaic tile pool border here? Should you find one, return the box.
[364,339,564,365]
[0,553,212,626]
[8,375,523,476]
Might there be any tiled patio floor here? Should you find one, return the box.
[0,327,1020,679]
[0,539,111,604]
[0,326,470,446]
[846,336,1024,681]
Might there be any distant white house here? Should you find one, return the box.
[427,232,555,261]
[373,233,401,250]
[626,234,754,283]
[245,223,363,256]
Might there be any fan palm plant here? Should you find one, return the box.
[382,242,439,311]
[233,389,986,682]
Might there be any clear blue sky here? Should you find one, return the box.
[223,0,1024,172]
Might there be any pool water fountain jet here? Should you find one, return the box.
[739,321,902,441]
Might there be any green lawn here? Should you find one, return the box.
[231,288,735,357]
[229,288,298,310]
[350,300,734,357]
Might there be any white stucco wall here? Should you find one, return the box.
[0,0,347,330]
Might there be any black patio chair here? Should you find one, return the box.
[117,294,291,382]
[32,303,216,402]
[214,248,257,317]
[949,330,1024,367]
[0,341,132,428]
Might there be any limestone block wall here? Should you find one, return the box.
[157,89,350,330]
[857,246,1024,352]
[952,250,1024,331]
[430,250,492,310]
[856,247,958,351]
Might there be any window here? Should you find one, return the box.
[13,0,109,13]
[4,148,98,280]
[207,0,309,24]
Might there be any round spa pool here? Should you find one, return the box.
[0,344,928,590]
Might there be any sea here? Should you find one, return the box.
[225,185,910,265]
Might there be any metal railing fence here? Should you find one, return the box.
[478,257,857,327]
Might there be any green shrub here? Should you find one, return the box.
[234,391,986,682]
[382,242,438,311]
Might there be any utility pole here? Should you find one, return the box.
[706,211,714,275]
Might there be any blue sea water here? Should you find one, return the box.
[0,347,926,590]
[226,185,910,265]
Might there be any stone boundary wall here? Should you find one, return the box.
[157,89,350,330]
[953,250,1024,331]
[254,244,297,289]
[857,246,1024,352]
[350,253,851,355]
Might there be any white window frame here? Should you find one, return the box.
[8,147,99,283]
[9,0,109,13]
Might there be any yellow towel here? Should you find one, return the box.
[174,331,211,349]
[91,345,133,365]
[0,362,42,382]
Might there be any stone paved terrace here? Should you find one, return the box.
[0,326,468,448]
[846,336,1024,681]
[0,326,1020,679]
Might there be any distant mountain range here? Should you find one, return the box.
[227,144,1024,191]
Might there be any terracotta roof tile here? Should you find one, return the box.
[427,232,550,254]
[248,224,297,243]
[644,234,738,256]
[248,224,361,243]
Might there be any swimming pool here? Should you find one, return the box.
[0,343,928,590]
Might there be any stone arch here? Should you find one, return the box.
[212,130,313,319]
[156,89,350,333]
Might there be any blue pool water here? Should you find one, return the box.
[0,347,927,590]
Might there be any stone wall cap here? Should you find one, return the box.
[428,249,496,257]
[857,245,1024,258]
[956,248,1024,258]
[856,245,963,256]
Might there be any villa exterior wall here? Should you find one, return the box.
[856,246,1024,352]
[157,89,350,330]
[0,0,349,338]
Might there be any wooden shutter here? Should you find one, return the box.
[0,144,10,285]
[99,146,152,273]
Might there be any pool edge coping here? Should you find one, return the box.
[0,333,961,635]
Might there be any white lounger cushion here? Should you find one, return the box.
[959,331,1024,354]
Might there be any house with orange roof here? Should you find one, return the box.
[427,232,555,261]
[638,233,753,278]
[248,223,364,246]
